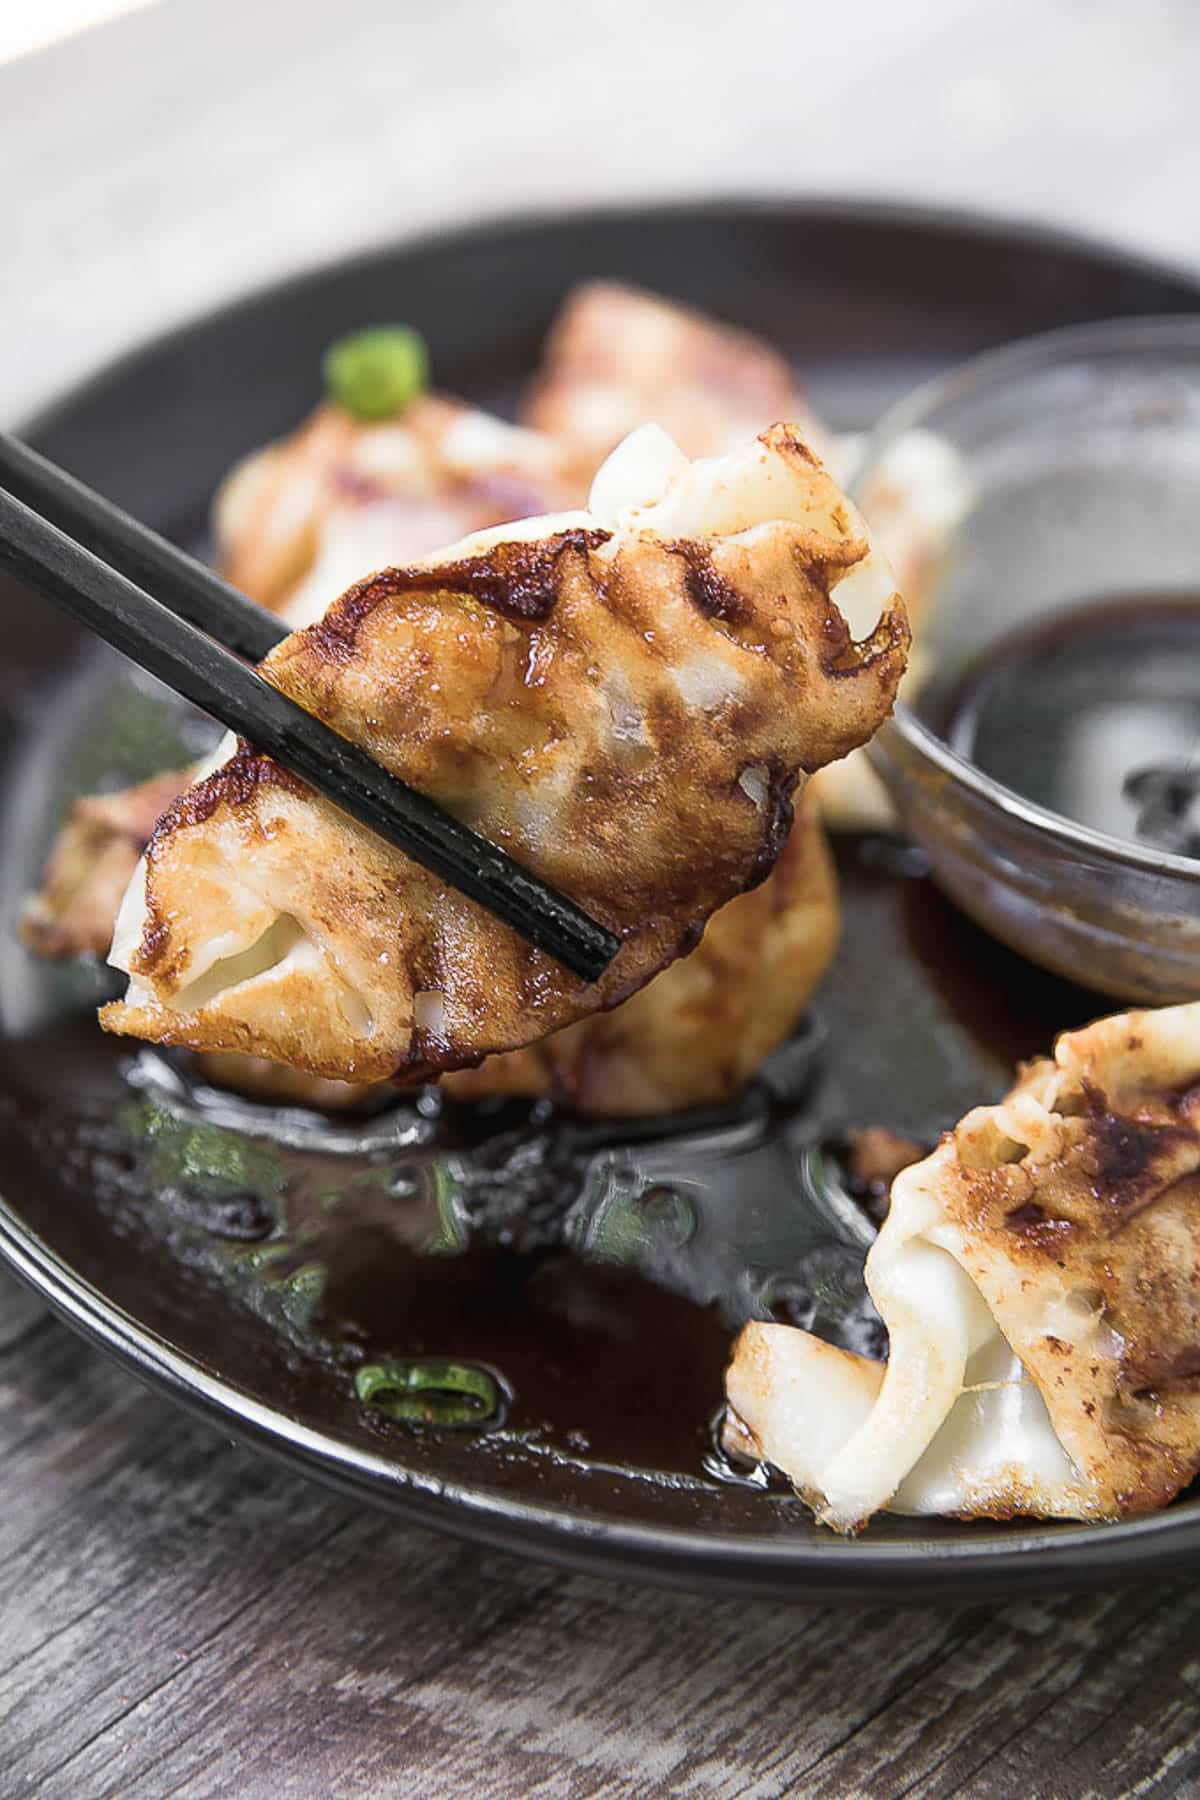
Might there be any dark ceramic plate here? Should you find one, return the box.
[3,201,1199,1603]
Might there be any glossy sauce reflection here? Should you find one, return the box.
[930,594,1200,849]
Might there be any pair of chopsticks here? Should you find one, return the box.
[0,434,618,983]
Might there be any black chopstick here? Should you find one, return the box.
[0,432,285,663]
[0,467,619,985]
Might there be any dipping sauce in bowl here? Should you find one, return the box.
[855,317,1200,1003]
[929,593,1200,851]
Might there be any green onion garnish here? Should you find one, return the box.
[322,324,430,421]
[354,1359,503,1428]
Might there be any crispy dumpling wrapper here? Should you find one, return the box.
[101,423,907,1084]
[21,395,575,964]
[726,1002,1200,1529]
[197,789,837,1118]
[522,280,967,634]
[217,392,578,617]
[18,769,194,961]
[23,388,844,1118]
[196,787,838,1117]
[444,783,838,1115]
[22,290,963,972]
[811,431,971,834]
[522,281,832,479]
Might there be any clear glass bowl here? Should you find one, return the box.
[852,317,1200,1004]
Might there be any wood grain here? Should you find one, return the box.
[2,1271,1200,1800]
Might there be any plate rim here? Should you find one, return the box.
[7,193,1200,1601]
[7,1192,1200,1603]
[19,190,1200,445]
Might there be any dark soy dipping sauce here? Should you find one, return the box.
[928,594,1200,848]
[0,610,1118,1494]
[319,1234,735,1470]
[0,727,1107,1500]
[0,838,1110,1488]
[306,845,1104,1473]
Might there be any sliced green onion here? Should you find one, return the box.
[354,1359,502,1428]
[322,325,430,421]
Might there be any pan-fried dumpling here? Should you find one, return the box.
[194,786,838,1116]
[101,423,907,1084]
[520,280,960,840]
[444,782,838,1115]
[29,296,837,973]
[196,785,838,1116]
[810,432,971,833]
[21,395,576,963]
[522,282,832,480]
[217,392,578,619]
[18,769,194,961]
[522,281,966,631]
[837,428,971,632]
[725,1002,1200,1528]
[23,398,845,1120]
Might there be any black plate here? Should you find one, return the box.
[3,200,1200,1603]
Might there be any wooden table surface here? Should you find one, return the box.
[5,4,1200,1795]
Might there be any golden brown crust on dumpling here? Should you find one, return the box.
[217,395,578,612]
[217,403,361,609]
[927,1004,1200,1516]
[23,397,578,967]
[193,790,837,1119]
[17,769,195,960]
[724,1002,1200,1529]
[445,786,839,1115]
[190,1051,383,1113]
[101,428,907,1085]
[523,282,828,482]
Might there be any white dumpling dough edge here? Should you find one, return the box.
[727,1132,1098,1531]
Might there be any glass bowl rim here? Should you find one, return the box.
[851,312,1200,884]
